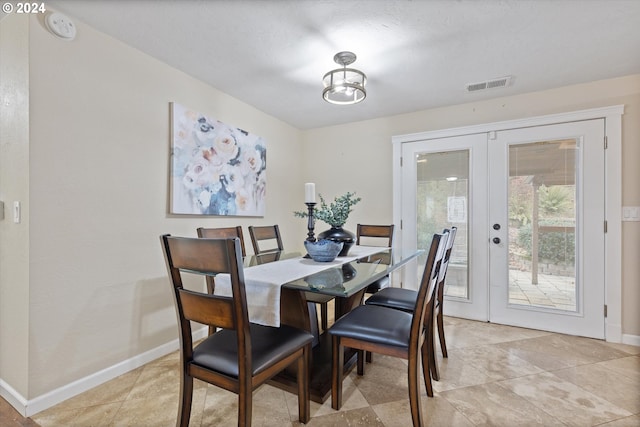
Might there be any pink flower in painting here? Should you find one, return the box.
[235,188,250,212]
[213,133,239,162]
[182,149,219,189]
[240,147,263,177]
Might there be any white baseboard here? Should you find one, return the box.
[0,327,207,417]
[0,380,28,417]
[622,333,640,347]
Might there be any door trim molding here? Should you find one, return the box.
[392,105,624,342]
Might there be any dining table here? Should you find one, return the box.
[215,244,423,403]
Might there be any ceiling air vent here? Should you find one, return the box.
[466,76,512,93]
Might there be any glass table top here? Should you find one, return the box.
[243,248,422,298]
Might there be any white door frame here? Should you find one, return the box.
[392,105,623,343]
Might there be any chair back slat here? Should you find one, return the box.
[197,226,246,257]
[356,224,394,247]
[178,289,236,330]
[249,225,284,254]
[438,226,457,283]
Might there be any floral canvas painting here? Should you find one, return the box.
[170,103,266,216]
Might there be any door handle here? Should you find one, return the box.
[493,237,501,244]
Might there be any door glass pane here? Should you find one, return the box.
[416,150,469,299]
[508,139,577,311]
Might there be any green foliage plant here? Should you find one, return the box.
[294,192,361,228]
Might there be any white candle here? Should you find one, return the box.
[304,183,316,203]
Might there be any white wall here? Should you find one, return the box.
[0,13,30,401]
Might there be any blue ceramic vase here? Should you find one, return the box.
[304,239,343,262]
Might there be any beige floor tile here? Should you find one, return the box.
[455,344,545,380]
[283,375,369,419]
[596,414,640,426]
[110,388,206,427]
[372,395,475,427]
[445,320,551,350]
[431,353,498,392]
[292,406,384,426]
[351,355,419,405]
[440,382,565,426]
[39,368,142,412]
[32,402,123,427]
[495,334,632,371]
[499,371,632,426]
[600,355,640,379]
[200,382,296,425]
[553,357,640,413]
[126,361,206,401]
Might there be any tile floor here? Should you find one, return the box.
[26,317,639,426]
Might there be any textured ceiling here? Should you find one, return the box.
[41,0,640,129]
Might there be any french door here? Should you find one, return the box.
[400,134,489,321]
[400,120,606,338]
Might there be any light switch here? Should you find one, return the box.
[622,206,640,222]
[13,201,20,223]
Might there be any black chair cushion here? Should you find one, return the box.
[365,287,417,313]
[329,305,412,348]
[365,275,390,293]
[192,323,313,377]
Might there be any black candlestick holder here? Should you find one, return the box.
[305,202,317,242]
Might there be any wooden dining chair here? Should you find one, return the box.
[329,231,447,427]
[160,235,313,427]
[356,224,395,294]
[196,226,247,335]
[248,225,284,255]
[365,227,457,381]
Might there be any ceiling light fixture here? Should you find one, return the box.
[322,51,367,105]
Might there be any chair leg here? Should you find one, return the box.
[297,345,311,423]
[331,335,344,410]
[428,322,440,382]
[420,341,433,398]
[437,308,448,358]
[408,350,425,427]
[320,302,328,331]
[357,350,365,376]
[238,381,252,427]
[178,374,193,427]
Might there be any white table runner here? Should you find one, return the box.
[214,245,388,327]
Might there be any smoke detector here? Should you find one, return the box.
[466,76,512,93]
[45,12,76,41]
